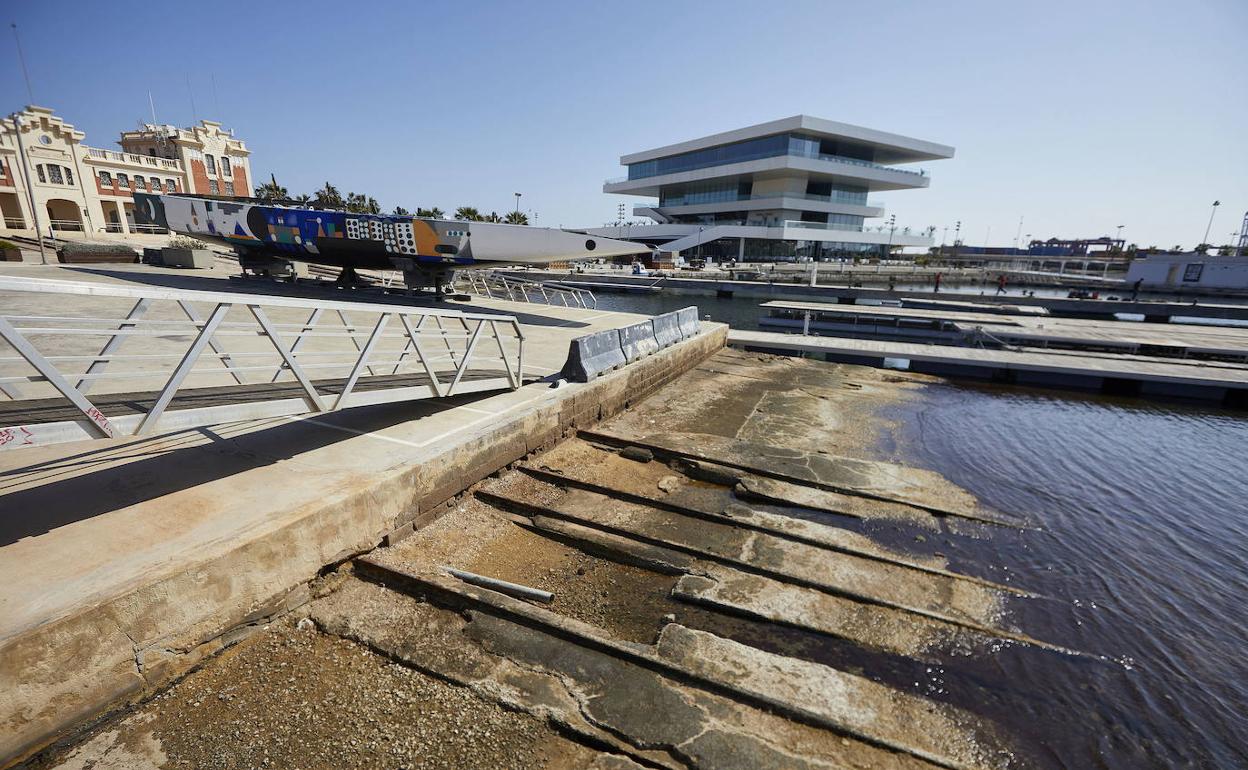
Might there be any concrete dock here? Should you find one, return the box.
[0,261,725,766]
[14,346,1073,770]
[759,300,1248,360]
[728,329,1248,404]
[509,269,1248,325]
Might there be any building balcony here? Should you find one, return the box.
[586,221,935,250]
[638,192,885,209]
[84,147,183,172]
[606,154,931,196]
[607,148,927,185]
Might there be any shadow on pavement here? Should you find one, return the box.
[0,393,484,546]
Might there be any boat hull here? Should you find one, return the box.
[133,193,647,270]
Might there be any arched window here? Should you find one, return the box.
[64,166,73,185]
[47,165,64,184]
[99,170,113,186]
[150,176,160,191]
[205,154,216,174]
[165,179,177,193]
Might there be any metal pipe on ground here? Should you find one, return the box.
[441,565,554,603]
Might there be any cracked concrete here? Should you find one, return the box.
[19,348,1055,769]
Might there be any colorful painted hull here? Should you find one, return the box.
[133,194,647,270]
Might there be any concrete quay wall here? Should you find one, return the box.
[0,324,727,768]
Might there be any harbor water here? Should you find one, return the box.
[595,290,1248,767]
[880,384,1248,768]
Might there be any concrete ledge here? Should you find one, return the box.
[0,324,727,768]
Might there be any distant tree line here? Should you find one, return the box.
[254,176,528,224]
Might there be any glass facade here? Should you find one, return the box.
[680,237,887,261]
[626,132,906,180]
[656,180,873,210]
[659,179,752,207]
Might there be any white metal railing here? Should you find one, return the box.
[3,217,24,229]
[48,219,85,232]
[0,277,525,450]
[457,270,596,309]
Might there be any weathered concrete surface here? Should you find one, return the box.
[585,428,1003,523]
[318,570,983,770]
[485,485,1008,631]
[672,565,964,658]
[38,612,639,770]
[0,263,728,766]
[17,343,1055,768]
[520,439,1024,589]
[654,624,998,770]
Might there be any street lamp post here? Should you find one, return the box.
[883,214,896,273]
[1201,201,1220,249]
[514,192,521,217]
[11,114,48,264]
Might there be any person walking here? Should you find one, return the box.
[1131,278,1143,302]
[996,273,1007,295]
[934,272,943,293]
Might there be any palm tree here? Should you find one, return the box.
[504,211,529,225]
[255,174,287,201]
[483,211,503,223]
[416,207,445,219]
[291,194,313,206]
[454,206,482,222]
[343,193,380,215]
[393,206,410,216]
[314,182,344,209]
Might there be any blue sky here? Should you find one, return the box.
[5,0,1246,248]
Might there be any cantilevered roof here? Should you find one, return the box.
[620,115,955,166]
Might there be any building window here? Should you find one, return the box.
[118,173,130,188]
[221,156,231,177]
[149,176,160,191]
[166,179,177,193]
[205,154,216,174]
[224,181,235,195]
[208,179,219,194]
[36,164,46,183]
[47,165,64,184]
[133,177,146,192]
[99,171,113,186]
[65,166,74,185]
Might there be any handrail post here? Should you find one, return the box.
[135,303,232,435]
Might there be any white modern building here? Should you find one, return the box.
[1126,253,1248,291]
[587,115,954,261]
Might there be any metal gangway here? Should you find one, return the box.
[457,269,596,309]
[0,277,524,450]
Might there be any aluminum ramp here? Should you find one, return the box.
[0,277,524,450]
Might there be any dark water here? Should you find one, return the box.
[878,385,1248,769]
[596,291,1248,766]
